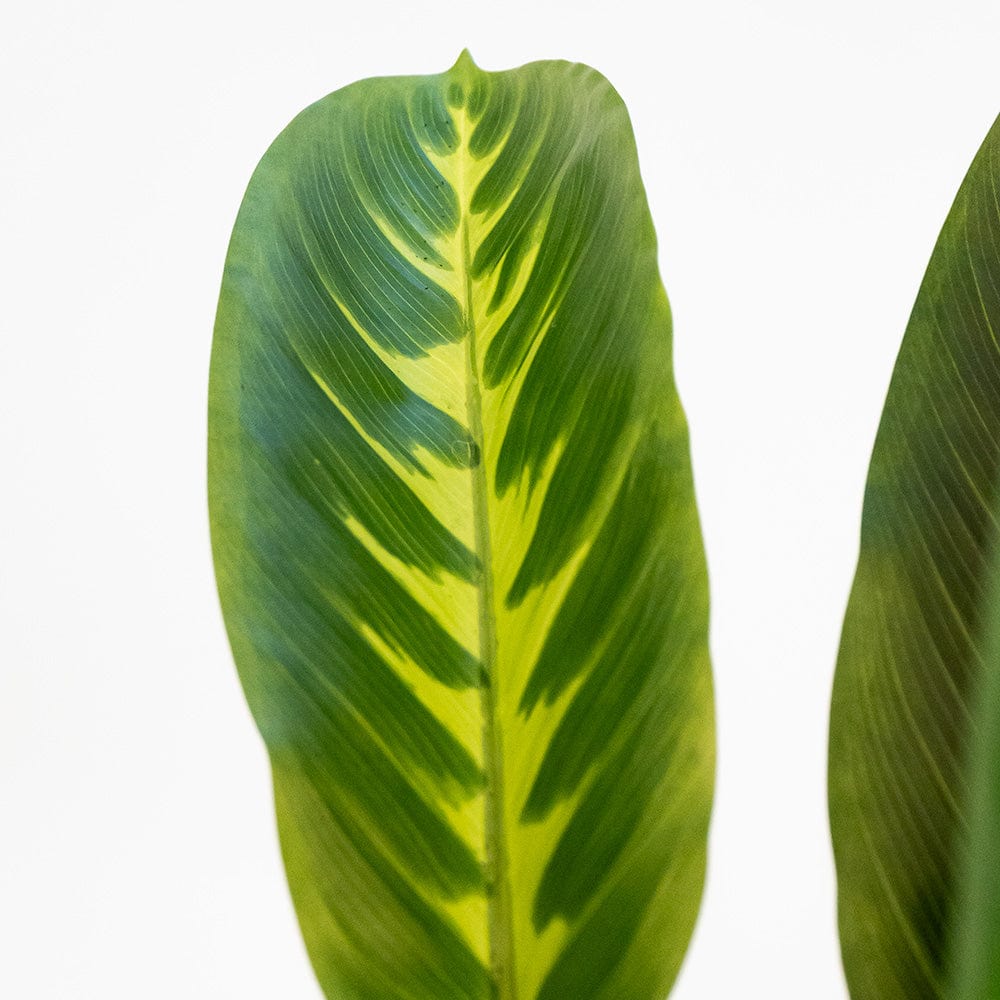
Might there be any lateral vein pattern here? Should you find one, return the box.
[209,53,713,1000]
[830,115,1000,1000]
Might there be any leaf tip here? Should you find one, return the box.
[445,50,480,109]
[451,48,477,73]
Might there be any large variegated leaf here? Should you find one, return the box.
[829,113,1000,1000]
[209,52,713,1000]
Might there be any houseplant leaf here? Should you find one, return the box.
[209,52,713,1000]
[829,113,1000,1000]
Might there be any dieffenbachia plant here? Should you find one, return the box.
[830,115,1000,1000]
[209,53,714,1000]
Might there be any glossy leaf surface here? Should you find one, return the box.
[209,53,713,1000]
[830,113,1000,1000]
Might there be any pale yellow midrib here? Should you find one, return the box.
[454,110,518,999]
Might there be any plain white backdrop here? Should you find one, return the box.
[4,1,1000,996]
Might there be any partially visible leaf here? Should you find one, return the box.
[950,536,1000,998]
[829,113,1000,1000]
[209,53,714,1000]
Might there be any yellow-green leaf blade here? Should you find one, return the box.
[209,53,714,1000]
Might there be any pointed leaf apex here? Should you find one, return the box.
[450,49,477,76]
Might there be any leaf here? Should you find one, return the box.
[209,52,713,1000]
[829,113,1000,1000]
[949,543,1000,1000]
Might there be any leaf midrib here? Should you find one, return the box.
[456,110,518,999]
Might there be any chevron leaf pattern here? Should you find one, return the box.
[209,52,713,1000]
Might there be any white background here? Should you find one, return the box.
[4,1,1000,996]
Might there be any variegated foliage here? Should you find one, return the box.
[209,52,714,1000]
